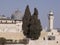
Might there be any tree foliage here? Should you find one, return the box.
[30,8,42,40]
[22,5,31,38]
[22,5,42,40]
[0,37,6,45]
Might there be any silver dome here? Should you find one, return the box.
[11,10,23,20]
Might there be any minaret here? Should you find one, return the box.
[48,10,54,31]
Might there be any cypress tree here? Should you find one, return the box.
[22,6,42,40]
[30,8,42,40]
[22,5,31,38]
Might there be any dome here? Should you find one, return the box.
[49,10,54,15]
[11,10,23,20]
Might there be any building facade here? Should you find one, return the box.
[0,10,25,41]
[0,10,60,45]
[28,10,60,45]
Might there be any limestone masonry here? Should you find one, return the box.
[0,10,60,45]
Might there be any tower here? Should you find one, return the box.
[48,10,54,31]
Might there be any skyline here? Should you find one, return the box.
[0,0,60,28]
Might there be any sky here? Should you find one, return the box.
[0,0,60,28]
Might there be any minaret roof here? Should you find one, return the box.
[49,10,54,16]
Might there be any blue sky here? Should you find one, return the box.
[0,0,60,28]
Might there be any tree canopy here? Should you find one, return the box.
[0,37,6,45]
[22,5,42,40]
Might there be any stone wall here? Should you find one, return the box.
[0,20,22,32]
[0,32,25,40]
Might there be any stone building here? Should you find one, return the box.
[28,10,60,45]
[0,10,25,42]
[0,10,60,45]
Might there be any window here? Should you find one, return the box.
[6,21,7,23]
[52,33,53,35]
[43,37,45,40]
[48,37,51,40]
[1,20,2,23]
[48,36,55,40]
[56,41,58,43]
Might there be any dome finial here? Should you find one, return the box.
[49,10,54,15]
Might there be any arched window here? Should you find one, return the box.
[48,36,55,40]
[52,33,53,35]
[1,20,2,23]
[48,37,51,40]
[43,37,45,40]
[6,20,7,23]
[56,41,58,43]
